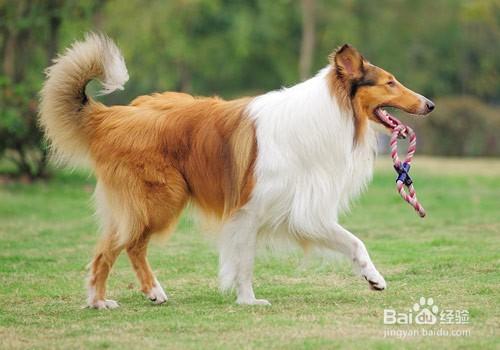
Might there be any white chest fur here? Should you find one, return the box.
[247,67,377,237]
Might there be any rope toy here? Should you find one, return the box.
[389,124,426,218]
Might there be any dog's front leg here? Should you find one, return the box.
[218,210,270,305]
[319,223,386,291]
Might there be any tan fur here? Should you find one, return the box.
[327,44,426,143]
[328,44,368,142]
[39,35,257,303]
[87,231,123,302]
[83,93,256,242]
[41,35,425,305]
[39,33,128,166]
[354,70,425,121]
[80,95,257,303]
[126,232,156,294]
[327,51,351,113]
[327,67,350,112]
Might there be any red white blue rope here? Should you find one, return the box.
[389,124,426,218]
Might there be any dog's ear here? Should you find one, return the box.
[330,44,364,80]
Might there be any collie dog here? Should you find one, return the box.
[39,34,434,308]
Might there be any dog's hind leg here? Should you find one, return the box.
[126,233,168,304]
[125,168,188,305]
[87,230,124,309]
[316,223,386,291]
[218,210,269,305]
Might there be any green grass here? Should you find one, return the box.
[0,158,499,349]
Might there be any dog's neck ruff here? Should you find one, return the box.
[246,67,378,236]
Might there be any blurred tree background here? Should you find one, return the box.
[0,0,499,179]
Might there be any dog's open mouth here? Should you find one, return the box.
[374,107,407,137]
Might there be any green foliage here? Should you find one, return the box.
[412,96,500,156]
[0,0,499,178]
[96,0,500,101]
[0,74,46,163]
[0,0,102,178]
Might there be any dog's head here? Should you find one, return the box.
[329,44,434,140]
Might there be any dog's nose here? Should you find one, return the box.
[426,100,435,112]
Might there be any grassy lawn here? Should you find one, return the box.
[0,157,498,349]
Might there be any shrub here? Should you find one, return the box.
[409,96,500,157]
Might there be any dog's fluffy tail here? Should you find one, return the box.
[39,33,129,165]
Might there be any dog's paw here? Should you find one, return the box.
[361,267,386,291]
[88,299,120,310]
[145,280,168,305]
[236,298,271,306]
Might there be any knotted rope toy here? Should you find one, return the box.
[389,124,426,217]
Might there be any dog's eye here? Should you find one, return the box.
[387,80,396,87]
